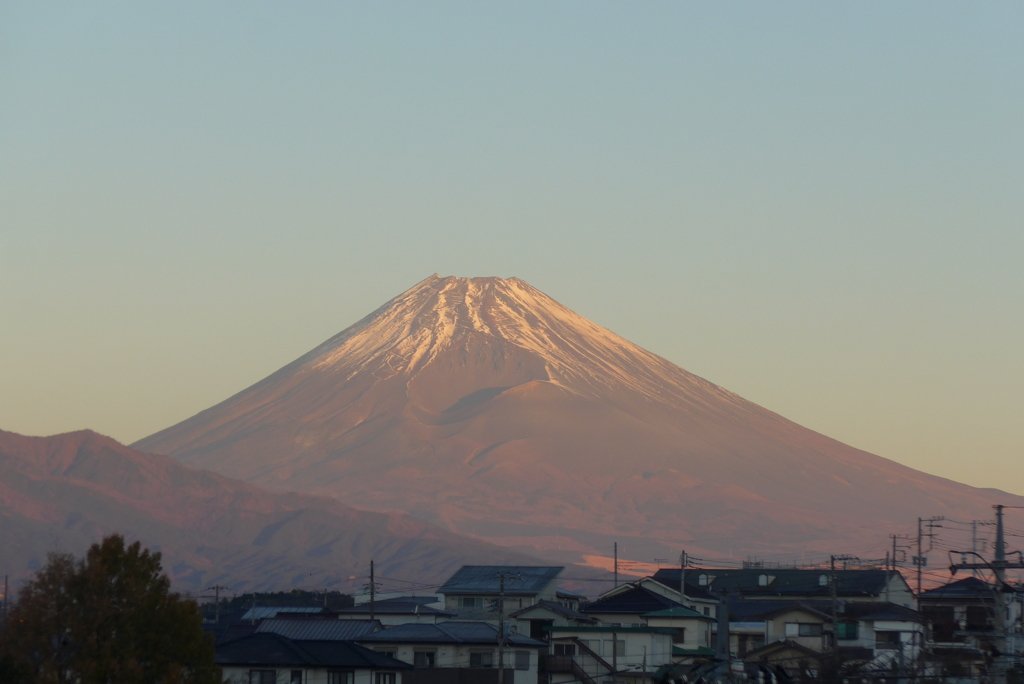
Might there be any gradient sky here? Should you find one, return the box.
[2,3,1022,494]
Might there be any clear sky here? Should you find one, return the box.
[2,3,1021,493]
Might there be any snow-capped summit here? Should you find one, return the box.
[134,275,1022,564]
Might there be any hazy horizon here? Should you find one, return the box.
[2,3,1021,495]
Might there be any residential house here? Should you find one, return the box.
[918,576,1024,679]
[336,598,457,626]
[728,599,926,676]
[355,621,547,684]
[257,619,383,641]
[582,580,717,626]
[546,625,675,684]
[242,607,335,622]
[642,607,715,661]
[652,568,915,609]
[217,631,411,684]
[439,566,564,620]
[511,600,596,642]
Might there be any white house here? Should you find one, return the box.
[547,625,675,684]
[356,621,547,684]
[438,566,564,621]
[217,632,411,684]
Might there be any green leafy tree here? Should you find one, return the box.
[0,534,220,684]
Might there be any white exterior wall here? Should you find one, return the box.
[222,667,401,684]
[644,617,712,650]
[551,632,674,672]
[363,644,538,684]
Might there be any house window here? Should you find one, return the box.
[460,597,482,609]
[703,607,711,617]
[758,574,768,586]
[602,640,626,657]
[553,644,576,656]
[328,673,354,684]
[375,673,397,684]
[966,606,994,630]
[471,651,494,668]
[785,623,823,637]
[875,632,901,650]
[671,628,686,644]
[250,671,276,684]
[819,575,828,587]
[414,651,436,668]
[698,574,709,586]
[291,671,303,684]
[515,651,530,670]
[836,622,859,640]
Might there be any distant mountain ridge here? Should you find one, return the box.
[0,428,543,590]
[134,275,1024,563]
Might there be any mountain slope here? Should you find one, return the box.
[0,428,543,591]
[134,275,1023,562]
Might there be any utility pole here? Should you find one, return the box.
[829,555,858,678]
[679,550,687,604]
[949,505,1024,684]
[914,517,944,595]
[612,630,618,684]
[206,584,229,624]
[498,572,505,684]
[916,517,923,596]
[496,571,521,684]
[613,542,618,589]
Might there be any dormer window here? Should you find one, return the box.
[819,575,829,587]
[698,574,709,586]
[758,574,768,586]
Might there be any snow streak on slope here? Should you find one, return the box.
[297,275,748,414]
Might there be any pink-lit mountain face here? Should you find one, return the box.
[0,429,541,590]
[135,275,1023,563]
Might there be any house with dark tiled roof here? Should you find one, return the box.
[725,598,926,674]
[652,568,915,608]
[510,599,596,641]
[336,597,457,626]
[217,631,411,684]
[917,576,1024,679]
[356,622,547,684]
[256,618,383,641]
[439,566,564,620]
[582,579,718,626]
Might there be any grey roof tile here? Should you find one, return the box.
[440,566,563,596]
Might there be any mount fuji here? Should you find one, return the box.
[134,275,1021,565]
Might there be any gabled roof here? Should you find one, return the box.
[356,622,546,647]
[630,571,716,601]
[919,576,999,600]
[216,632,412,669]
[240,606,327,621]
[725,598,923,623]
[440,566,563,596]
[509,600,594,621]
[336,600,455,617]
[257,618,382,641]
[653,568,898,598]
[583,584,681,615]
[644,606,715,621]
